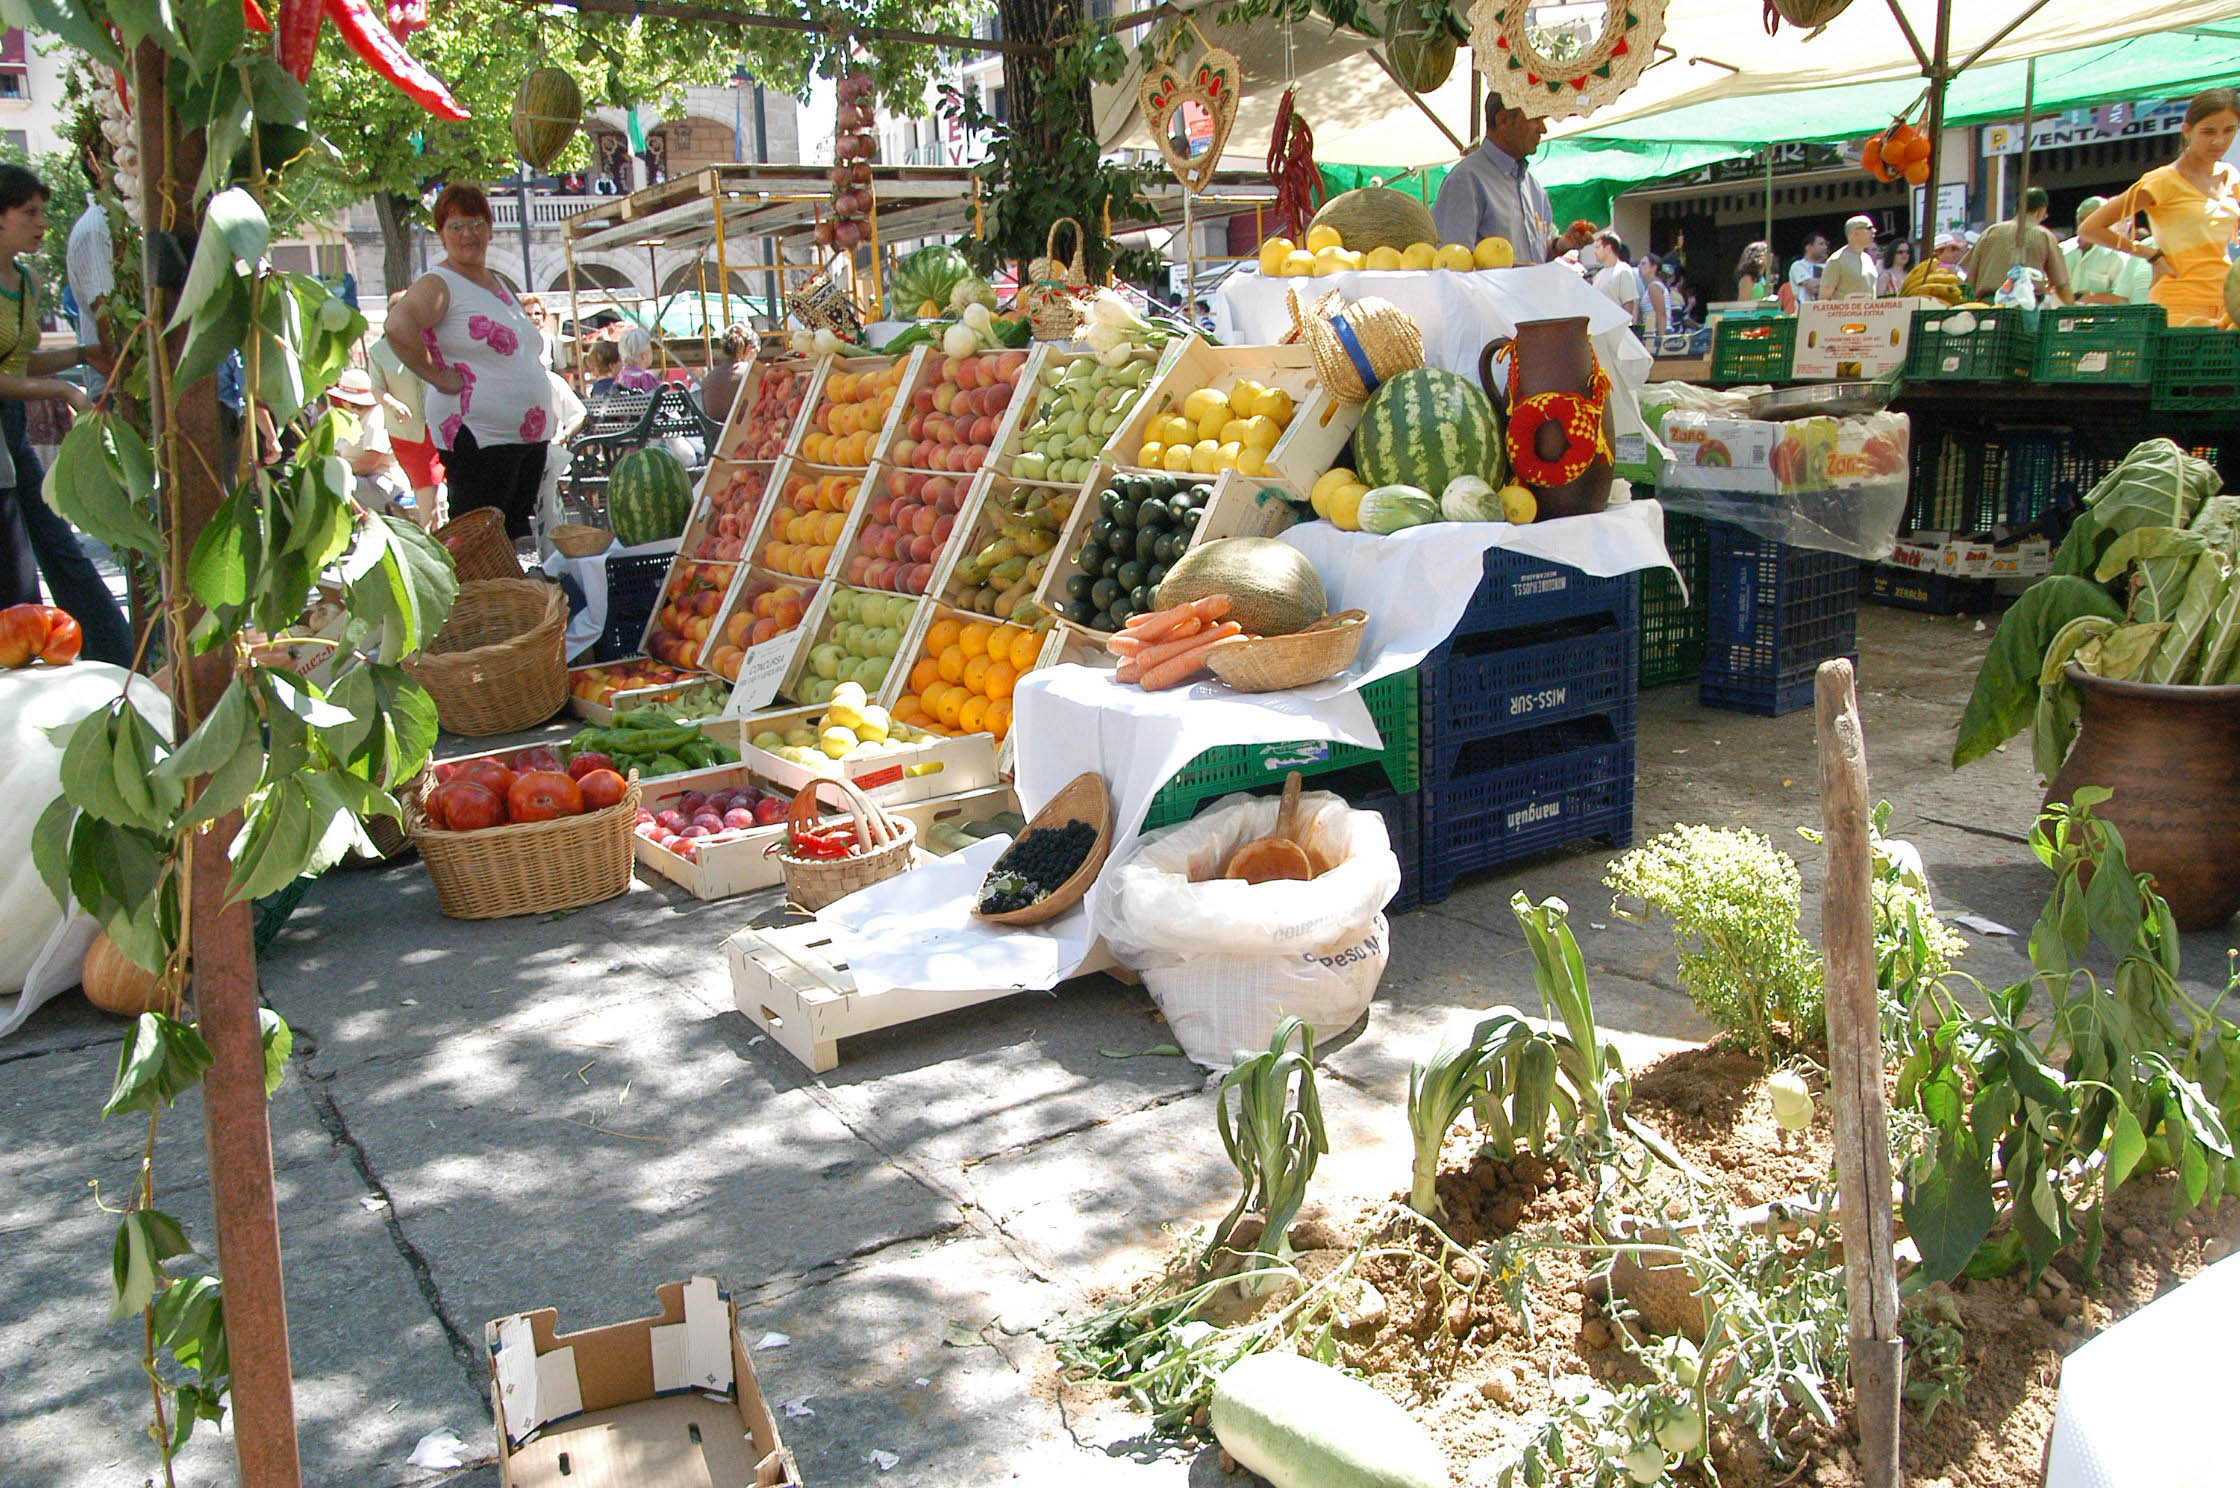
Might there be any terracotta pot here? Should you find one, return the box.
[1479,316,1614,521]
[2044,665,2240,930]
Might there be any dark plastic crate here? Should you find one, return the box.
[1700,524,1857,714]
[1907,430,2009,534]
[1453,548,1637,639]
[1639,510,1708,688]
[2000,427,2119,535]
[2151,328,2240,412]
[1420,618,1637,773]
[2031,303,2165,383]
[1862,564,2001,615]
[1699,654,1858,717]
[1903,307,2036,382]
[1419,721,1635,905]
[1142,670,1419,829]
[598,550,675,661]
[1711,315,1796,385]
[253,875,315,953]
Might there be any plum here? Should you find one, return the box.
[723,807,757,830]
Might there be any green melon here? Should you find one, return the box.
[510,66,583,172]
[1354,368,1505,499]
[1357,484,1440,535]
[1308,187,1438,254]
[1154,537,1326,637]
[609,445,694,546]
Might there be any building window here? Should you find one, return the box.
[2,130,24,154]
[990,87,1008,124]
[0,75,21,101]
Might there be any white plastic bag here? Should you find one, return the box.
[1097,790,1401,1067]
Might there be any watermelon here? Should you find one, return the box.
[608,445,694,546]
[1354,368,1505,498]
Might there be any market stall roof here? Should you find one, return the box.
[1094,0,2240,169]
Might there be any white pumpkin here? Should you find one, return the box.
[0,662,174,994]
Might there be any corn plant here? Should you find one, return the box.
[1208,1016,1327,1288]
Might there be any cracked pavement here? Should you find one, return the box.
[4,604,2235,1487]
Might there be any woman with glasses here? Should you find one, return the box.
[382,184,554,539]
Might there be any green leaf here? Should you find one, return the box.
[291,273,363,399]
[30,794,75,913]
[1954,577,2125,768]
[2,0,123,63]
[61,705,159,830]
[244,55,308,123]
[158,678,266,829]
[2106,1101,2148,1192]
[258,1008,291,1097]
[152,1272,226,1376]
[105,1014,214,1116]
[226,781,316,905]
[102,0,186,58]
[299,770,381,874]
[338,516,459,658]
[1905,1130,1996,1283]
[45,414,164,558]
[189,0,246,73]
[185,487,256,611]
[175,267,251,390]
[169,187,269,334]
[251,275,308,422]
[257,669,354,729]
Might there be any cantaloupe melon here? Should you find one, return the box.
[1154,537,1325,636]
[1210,1352,1451,1488]
[1309,188,1439,255]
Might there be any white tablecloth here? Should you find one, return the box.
[538,537,680,660]
[813,501,1674,998]
[2044,1254,2240,1488]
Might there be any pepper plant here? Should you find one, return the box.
[9,2,465,1477]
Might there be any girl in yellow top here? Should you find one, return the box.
[2080,88,2240,327]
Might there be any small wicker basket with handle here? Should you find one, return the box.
[1022,217,1092,341]
[765,776,917,912]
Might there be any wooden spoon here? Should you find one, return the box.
[1224,771,1314,884]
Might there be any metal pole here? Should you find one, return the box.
[2018,57,2038,204]
[754,83,778,327]
[697,257,711,367]
[566,234,582,393]
[1764,146,1775,268]
[516,161,536,293]
[1917,0,1955,260]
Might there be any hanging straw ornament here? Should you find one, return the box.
[1765,0,1852,33]
[1140,16,1241,194]
[1469,0,1669,122]
[1287,288,1425,405]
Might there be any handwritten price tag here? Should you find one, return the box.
[724,639,793,716]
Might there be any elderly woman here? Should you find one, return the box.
[382,184,554,539]
[614,325,661,392]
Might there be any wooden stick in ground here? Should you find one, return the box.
[1813,658,1900,1488]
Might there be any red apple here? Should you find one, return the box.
[567,751,618,780]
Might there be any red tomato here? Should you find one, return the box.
[36,610,80,665]
[452,758,516,799]
[430,780,506,831]
[566,751,618,781]
[432,761,459,784]
[0,603,51,667]
[511,745,564,773]
[576,768,628,811]
[508,769,585,822]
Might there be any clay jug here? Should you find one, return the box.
[2044,666,2240,930]
[1479,316,1614,521]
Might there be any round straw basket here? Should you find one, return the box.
[550,523,616,559]
[432,507,523,583]
[405,773,641,919]
[1024,217,1092,341]
[1204,610,1368,692]
[765,777,917,912]
[1296,292,1425,405]
[342,772,421,867]
[403,579,569,737]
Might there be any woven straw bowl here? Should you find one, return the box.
[406,774,641,919]
[432,507,522,583]
[550,523,616,559]
[403,579,569,737]
[771,777,918,912]
[973,772,1113,926]
[1204,610,1367,692]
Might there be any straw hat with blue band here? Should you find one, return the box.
[1286,287,1425,406]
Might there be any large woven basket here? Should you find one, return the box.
[406,774,641,918]
[766,777,916,912]
[433,507,522,583]
[1022,217,1092,341]
[404,579,568,737]
[549,522,615,559]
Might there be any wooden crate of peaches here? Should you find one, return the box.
[796,356,913,470]
[889,348,1035,478]
[894,612,1051,744]
[703,572,813,684]
[726,361,812,461]
[759,467,861,582]
[842,465,974,598]
[687,462,771,562]
[643,560,738,669]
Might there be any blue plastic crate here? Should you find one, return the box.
[1420,619,1638,774]
[1700,653,1859,717]
[1703,524,1857,684]
[1453,548,1638,639]
[2000,428,2118,536]
[1419,719,1635,905]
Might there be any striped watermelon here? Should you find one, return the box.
[1353,369,1506,498]
[609,445,694,546]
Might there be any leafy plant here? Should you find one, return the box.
[1209,1016,1328,1290]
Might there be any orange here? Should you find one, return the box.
[924,618,963,655]
[933,687,969,729]
[982,661,1018,699]
[958,622,993,660]
[894,692,922,720]
[936,644,968,684]
[958,695,990,734]
[1007,628,1042,670]
[961,654,994,696]
[986,624,1025,661]
[918,681,952,714]
[985,698,1013,740]
[909,657,942,694]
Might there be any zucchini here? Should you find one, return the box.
[1210,1353,1451,1488]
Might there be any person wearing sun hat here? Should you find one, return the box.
[328,367,413,521]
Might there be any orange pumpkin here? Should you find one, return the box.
[81,931,166,1016]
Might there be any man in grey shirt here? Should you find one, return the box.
[1433,98,1564,263]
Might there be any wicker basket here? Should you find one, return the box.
[342,772,421,868]
[550,523,616,559]
[406,774,641,918]
[403,579,569,737]
[1204,610,1367,692]
[1294,292,1425,405]
[433,507,522,582]
[1022,217,1092,341]
[765,777,916,912]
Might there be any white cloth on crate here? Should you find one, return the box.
[65,204,112,347]
[417,265,554,452]
[2043,1254,2240,1488]
[540,536,678,660]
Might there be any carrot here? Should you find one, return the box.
[1121,593,1231,642]
[1139,638,1225,689]
[1106,616,1202,656]
[1131,619,1240,672]
[1115,658,1141,684]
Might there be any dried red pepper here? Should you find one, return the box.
[243,0,272,33]
[384,0,427,39]
[277,0,322,82]
[1265,88,1323,241]
[323,0,467,119]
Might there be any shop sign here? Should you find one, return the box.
[1912,181,1969,235]
[1980,99,2188,156]
[1794,297,1911,379]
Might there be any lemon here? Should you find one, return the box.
[1230,379,1267,419]
[1239,414,1283,450]
[1159,414,1197,447]
[1237,446,1269,477]
[1312,466,1358,502]
[1217,418,1252,446]
[1401,242,1438,271]
[1365,245,1405,271]
[1435,243,1478,272]
[1326,482,1370,531]
[1500,483,1538,524]
[1137,441,1164,468]
[1161,442,1196,473]
[1305,223,1344,253]
[1474,236,1516,270]
[1183,387,1230,426]
[1255,387,1295,426]
[1312,248,1350,277]
[1257,236,1296,275]
[1197,410,1231,443]
[1278,250,1318,277]
[1214,441,1244,472]
[1189,439,1223,475]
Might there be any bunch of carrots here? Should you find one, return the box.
[1104,595,1241,690]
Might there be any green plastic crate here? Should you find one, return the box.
[1638,510,1708,688]
[2031,303,2165,383]
[1143,669,1420,830]
[1710,315,1796,384]
[2151,327,2240,411]
[1903,307,2036,382]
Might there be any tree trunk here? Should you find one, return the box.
[374,191,418,296]
[994,0,1104,275]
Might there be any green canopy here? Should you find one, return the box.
[1321,139,1751,239]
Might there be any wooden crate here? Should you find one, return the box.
[735,702,1000,805]
[1032,466,1303,639]
[991,343,1161,487]
[773,579,935,709]
[1105,336,1359,499]
[936,470,1079,623]
[888,345,1043,484]
[715,356,820,464]
[829,462,994,603]
[789,348,927,470]
[727,919,1114,1073]
[566,670,735,727]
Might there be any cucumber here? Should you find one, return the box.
[1210,1353,1451,1488]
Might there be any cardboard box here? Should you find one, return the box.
[1655,411,1780,494]
[1937,539,1997,579]
[486,1276,796,1487]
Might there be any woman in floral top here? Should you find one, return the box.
[381,185,554,538]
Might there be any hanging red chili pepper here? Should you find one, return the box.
[323,0,467,119]
[278,0,322,82]
[243,0,272,33]
[1265,88,1323,241]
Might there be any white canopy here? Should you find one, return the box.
[1095,0,2240,170]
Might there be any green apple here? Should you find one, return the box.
[753,730,786,751]
[809,643,843,680]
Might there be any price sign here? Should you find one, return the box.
[723,638,793,716]
[1793,297,1912,380]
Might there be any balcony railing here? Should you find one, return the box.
[488,194,606,228]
